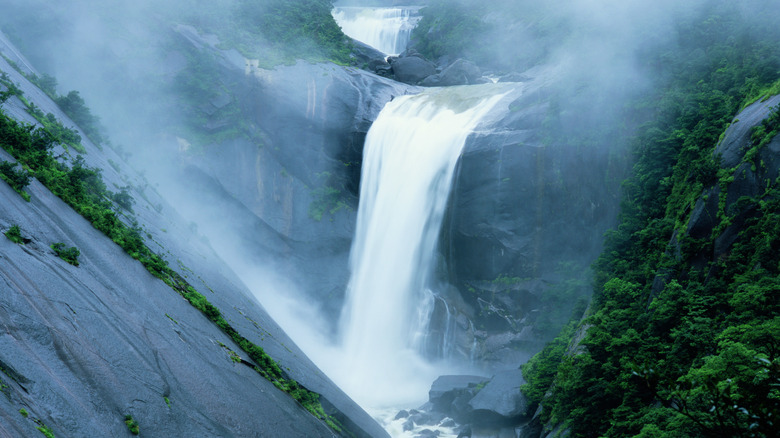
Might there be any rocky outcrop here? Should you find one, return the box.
[373,51,484,87]
[403,371,531,437]
[0,30,388,438]
[388,53,438,84]
[165,26,419,321]
[429,375,488,417]
[431,68,625,368]
[467,369,527,424]
[421,59,482,87]
[682,94,780,270]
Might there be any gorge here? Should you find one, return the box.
[1,1,779,437]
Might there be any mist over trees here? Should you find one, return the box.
[0,0,778,436]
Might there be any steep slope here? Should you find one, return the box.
[0,31,388,438]
[516,1,780,433]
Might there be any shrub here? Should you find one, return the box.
[5,225,25,244]
[124,415,139,435]
[36,426,54,438]
[51,242,80,266]
[0,160,31,200]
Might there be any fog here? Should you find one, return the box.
[1,0,778,423]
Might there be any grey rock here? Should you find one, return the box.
[0,28,388,438]
[429,375,488,413]
[468,369,528,425]
[715,94,780,169]
[390,55,437,84]
[395,409,411,420]
[416,429,441,438]
[421,59,482,87]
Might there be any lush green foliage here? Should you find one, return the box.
[411,0,486,62]
[124,415,139,435]
[51,242,80,266]
[36,425,54,438]
[0,160,31,200]
[2,66,98,152]
[522,2,780,437]
[5,225,25,244]
[232,0,352,65]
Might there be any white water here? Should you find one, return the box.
[335,85,511,410]
[332,6,420,55]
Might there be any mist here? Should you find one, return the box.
[2,0,778,434]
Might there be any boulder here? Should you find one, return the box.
[349,39,387,67]
[389,55,437,84]
[684,94,780,264]
[421,59,482,87]
[429,375,488,414]
[468,369,528,425]
[714,94,780,169]
[395,409,410,420]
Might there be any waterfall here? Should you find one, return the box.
[337,85,511,408]
[332,6,420,55]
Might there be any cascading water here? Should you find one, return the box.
[335,84,513,409]
[331,6,420,55]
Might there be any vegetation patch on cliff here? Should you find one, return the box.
[0,72,343,434]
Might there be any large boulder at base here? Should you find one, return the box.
[390,55,437,84]
[429,375,488,416]
[468,369,528,425]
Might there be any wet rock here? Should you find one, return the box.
[421,59,482,87]
[416,429,441,438]
[468,369,528,425]
[389,55,437,84]
[715,94,780,169]
[395,409,410,420]
[440,418,457,428]
[429,375,488,414]
[456,425,473,438]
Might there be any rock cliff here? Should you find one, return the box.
[0,29,388,438]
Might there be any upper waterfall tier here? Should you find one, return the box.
[336,83,516,408]
[332,6,421,55]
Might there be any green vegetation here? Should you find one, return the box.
[51,242,80,266]
[411,0,486,62]
[19,408,28,417]
[5,225,25,244]
[52,90,104,147]
[164,396,171,407]
[1,69,92,153]
[233,0,352,65]
[0,72,343,434]
[521,2,780,437]
[169,48,247,149]
[308,171,352,221]
[124,415,139,435]
[36,425,54,438]
[0,160,31,201]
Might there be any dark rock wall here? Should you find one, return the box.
[438,76,626,368]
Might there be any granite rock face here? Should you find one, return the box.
[467,369,527,424]
[433,71,625,368]
[684,94,780,268]
[0,30,388,438]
